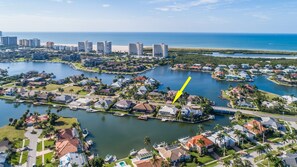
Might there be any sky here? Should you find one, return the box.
[0,0,297,33]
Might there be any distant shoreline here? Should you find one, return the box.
[50,43,297,55]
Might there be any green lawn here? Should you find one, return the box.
[36,84,64,91]
[44,140,55,149]
[44,152,54,164]
[37,142,43,152]
[13,139,24,148]
[197,155,215,164]
[9,152,21,165]
[36,155,42,166]
[53,117,78,130]
[21,151,29,164]
[24,139,29,147]
[63,86,82,94]
[0,126,25,140]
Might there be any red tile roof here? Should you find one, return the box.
[186,135,214,148]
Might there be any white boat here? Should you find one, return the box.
[86,108,93,112]
[87,140,93,146]
[104,154,117,162]
[129,149,138,156]
[161,118,168,122]
[82,128,89,138]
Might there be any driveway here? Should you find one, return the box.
[24,127,42,167]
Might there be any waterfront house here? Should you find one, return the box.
[233,125,254,140]
[111,82,122,88]
[261,117,285,131]
[25,114,49,126]
[133,103,156,113]
[59,153,87,167]
[202,66,212,71]
[145,78,157,86]
[158,106,178,117]
[94,98,113,110]
[156,145,190,164]
[56,138,81,158]
[208,132,236,147]
[181,106,203,118]
[5,87,17,96]
[70,98,93,107]
[114,100,133,110]
[244,120,266,135]
[134,76,147,83]
[37,92,54,101]
[53,95,74,104]
[58,128,80,140]
[137,86,148,95]
[282,95,297,104]
[249,69,262,75]
[185,135,214,154]
[225,74,240,81]
[237,99,254,108]
[132,148,163,167]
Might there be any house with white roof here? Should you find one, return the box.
[282,95,297,104]
[59,153,87,167]
[181,107,203,117]
[208,132,236,147]
[158,106,178,117]
[137,86,148,95]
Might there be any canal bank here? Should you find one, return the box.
[0,100,230,158]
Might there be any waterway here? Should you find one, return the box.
[1,62,297,158]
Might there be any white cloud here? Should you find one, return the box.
[155,0,219,12]
[102,4,111,8]
[51,0,73,3]
[251,13,271,20]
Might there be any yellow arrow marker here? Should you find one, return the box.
[172,76,192,104]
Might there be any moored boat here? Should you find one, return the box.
[82,128,89,138]
[129,149,138,156]
[138,115,148,121]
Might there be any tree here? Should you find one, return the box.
[144,136,151,149]
[88,156,104,167]
[223,159,231,167]
[243,159,253,167]
[214,124,223,131]
[197,124,204,135]
[234,129,242,145]
[216,132,226,156]
[234,111,242,122]
[255,145,265,155]
[265,152,274,167]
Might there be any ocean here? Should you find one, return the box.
[4,32,297,51]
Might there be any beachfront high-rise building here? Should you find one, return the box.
[78,42,85,52]
[153,43,168,58]
[128,42,143,56]
[1,36,18,46]
[85,41,93,53]
[46,41,55,49]
[97,41,112,55]
[0,31,2,37]
[19,38,41,48]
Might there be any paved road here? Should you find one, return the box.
[24,127,42,167]
[213,106,297,122]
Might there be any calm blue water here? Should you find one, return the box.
[1,62,297,106]
[1,62,297,158]
[4,32,297,51]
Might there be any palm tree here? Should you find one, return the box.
[255,145,265,155]
[263,143,272,152]
[144,136,151,148]
[216,132,226,156]
[223,159,231,167]
[69,89,74,95]
[214,124,223,131]
[234,129,242,145]
[197,124,204,135]
[265,152,274,167]
[197,139,206,155]
[243,159,253,167]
